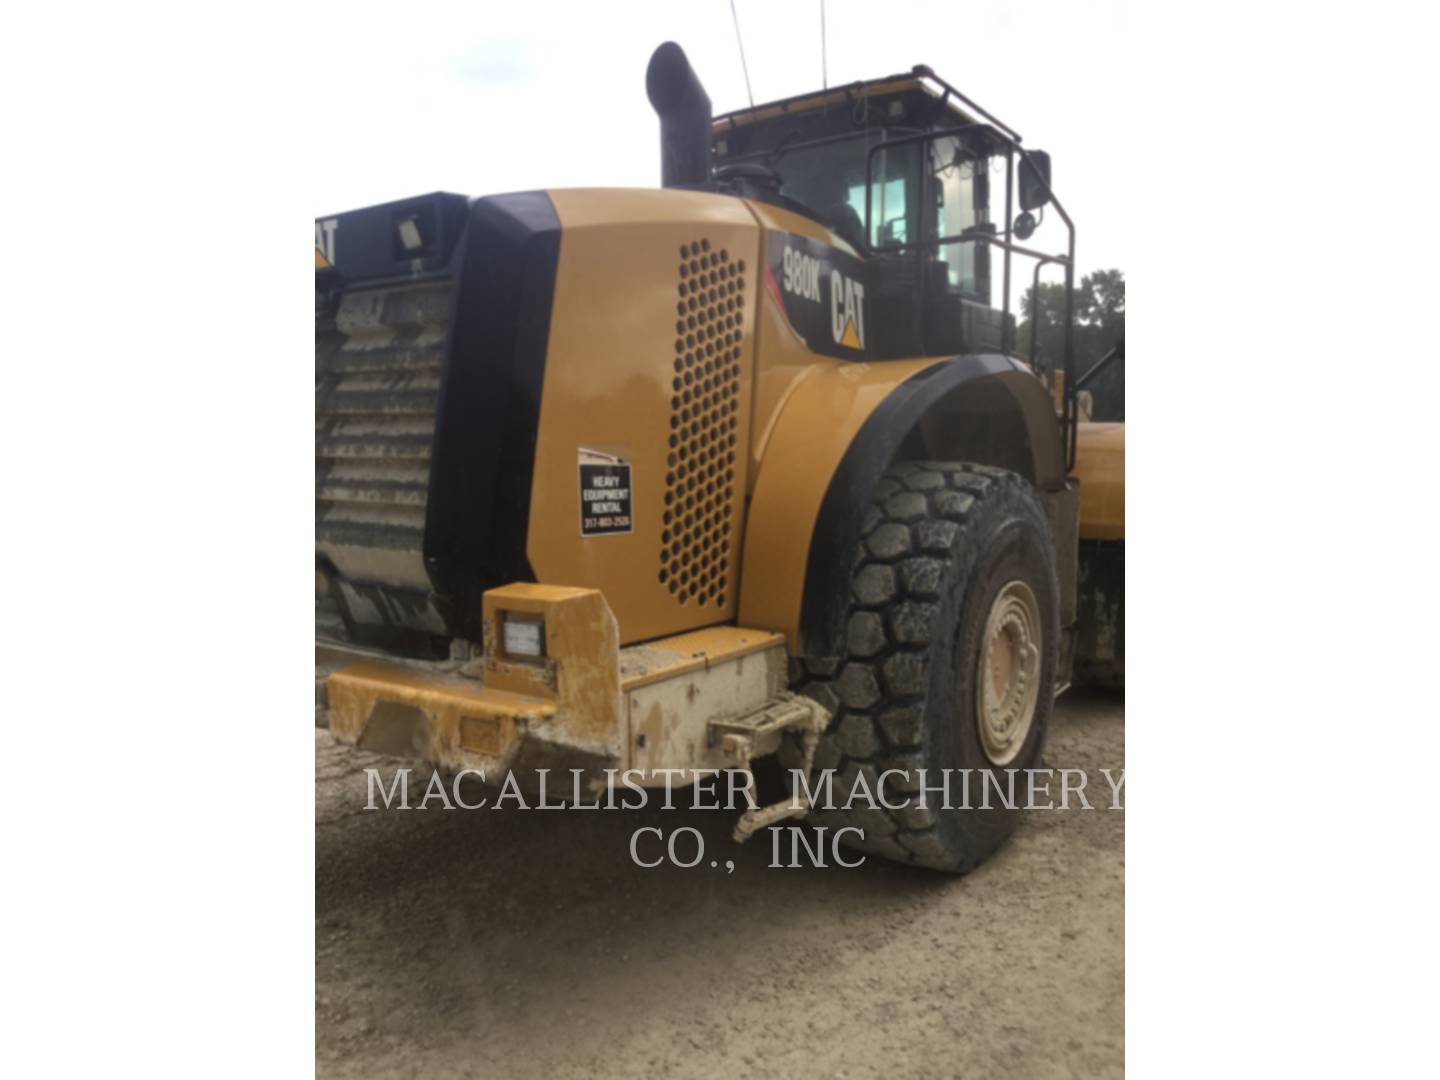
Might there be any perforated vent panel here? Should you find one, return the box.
[661,238,747,608]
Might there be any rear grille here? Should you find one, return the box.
[316,280,451,642]
[660,237,746,608]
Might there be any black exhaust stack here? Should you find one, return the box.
[646,42,712,188]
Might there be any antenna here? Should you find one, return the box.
[821,0,828,89]
[728,0,755,107]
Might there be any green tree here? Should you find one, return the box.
[1015,269,1125,421]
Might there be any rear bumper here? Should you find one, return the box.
[324,657,565,776]
[318,583,807,793]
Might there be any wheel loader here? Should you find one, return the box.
[315,42,1125,872]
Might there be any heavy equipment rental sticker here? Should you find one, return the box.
[578,449,633,536]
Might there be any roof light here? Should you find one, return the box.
[396,216,424,253]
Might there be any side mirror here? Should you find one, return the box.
[1018,150,1052,211]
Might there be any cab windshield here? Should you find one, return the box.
[765,131,986,296]
[769,134,919,251]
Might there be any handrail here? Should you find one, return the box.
[909,65,1024,144]
[1075,341,1124,392]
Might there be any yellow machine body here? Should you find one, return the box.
[518,190,1067,651]
[1072,422,1125,541]
[319,184,1073,783]
[528,189,760,643]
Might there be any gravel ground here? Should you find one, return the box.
[316,689,1124,1079]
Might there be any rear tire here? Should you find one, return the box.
[791,462,1060,873]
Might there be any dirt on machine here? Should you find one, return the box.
[314,41,1125,872]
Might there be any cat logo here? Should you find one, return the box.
[770,231,869,359]
[830,270,866,350]
[315,218,338,270]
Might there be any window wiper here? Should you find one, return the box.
[763,129,808,167]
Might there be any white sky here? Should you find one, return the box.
[311,0,1129,300]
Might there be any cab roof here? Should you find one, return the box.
[711,65,1022,145]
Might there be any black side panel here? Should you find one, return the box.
[423,192,561,641]
[315,191,469,285]
[798,354,1023,657]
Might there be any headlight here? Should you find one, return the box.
[502,615,546,660]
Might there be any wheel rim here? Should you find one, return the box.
[976,579,1042,766]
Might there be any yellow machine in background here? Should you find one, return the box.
[315,42,1123,872]
[1072,420,1125,687]
[1074,422,1124,541]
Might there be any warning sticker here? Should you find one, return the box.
[578,449,633,536]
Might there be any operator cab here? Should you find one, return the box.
[710,69,1051,361]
